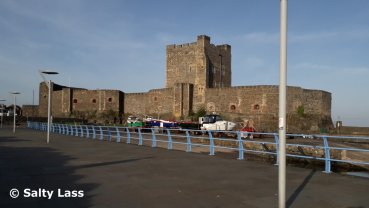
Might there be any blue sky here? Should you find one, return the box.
[0,0,369,127]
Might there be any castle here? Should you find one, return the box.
[33,35,333,132]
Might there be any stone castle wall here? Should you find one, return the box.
[204,85,332,132]
[39,82,123,119]
[124,88,174,117]
[34,35,333,132]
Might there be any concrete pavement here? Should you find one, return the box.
[0,127,368,208]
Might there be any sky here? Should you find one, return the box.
[0,0,369,127]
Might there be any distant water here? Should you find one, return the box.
[344,172,369,179]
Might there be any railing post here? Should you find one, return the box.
[167,129,173,150]
[116,127,121,143]
[69,124,72,135]
[126,127,131,144]
[107,127,112,142]
[322,136,331,173]
[75,124,78,137]
[151,128,157,147]
[58,124,62,134]
[186,130,192,152]
[237,131,244,160]
[92,126,96,139]
[208,130,215,156]
[80,125,84,138]
[99,126,103,141]
[138,128,143,146]
[85,126,90,138]
[274,133,280,165]
[67,124,72,135]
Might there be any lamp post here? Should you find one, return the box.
[0,99,5,129]
[10,92,20,133]
[279,0,288,208]
[39,70,59,144]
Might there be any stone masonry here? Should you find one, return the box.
[35,35,333,132]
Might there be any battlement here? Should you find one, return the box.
[125,92,148,96]
[166,35,229,50]
[148,88,173,93]
[166,42,197,49]
[217,44,231,51]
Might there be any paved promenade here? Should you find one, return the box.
[0,127,368,208]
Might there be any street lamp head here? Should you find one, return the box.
[10,92,21,95]
[41,70,59,75]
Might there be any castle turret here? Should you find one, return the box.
[197,35,210,47]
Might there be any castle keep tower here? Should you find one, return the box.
[166,35,231,89]
[166,35,231,110]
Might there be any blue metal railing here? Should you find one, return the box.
[27,121,369,173]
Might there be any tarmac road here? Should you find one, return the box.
[0,126,368,208]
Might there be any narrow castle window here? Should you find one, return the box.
[254,104,260,110]
[73,99,78,104]
[154,97,157,101]
[108,97,112,102]
[92,99,96,103]
[230,105,236,111]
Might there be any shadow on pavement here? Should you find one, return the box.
[74,157,152,170]
[287,169,316,208]
[0,145,97,208]
[0,137,30,143]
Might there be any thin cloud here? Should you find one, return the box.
[293,62,369,76]
[239,32,279,44]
